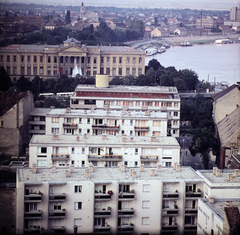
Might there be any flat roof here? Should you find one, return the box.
[46,108,168,119]
[197,170,240,183]
[18,166,201,183]
[74,85,179,95]
[29,108,51,116]
[200,198,240,220]
[30,135,180,147]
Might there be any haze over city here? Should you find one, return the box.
[1,0,239,10]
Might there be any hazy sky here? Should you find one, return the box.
[2,0,240,10]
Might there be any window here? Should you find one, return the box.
[142,201,150,209]
[79,118,82,124]
[7,55,10,62]
[174,112,178,117]
[52,128,59,134]
[21,66,24,75]
[119,57,122,63]
[135,148,138,155]
[79,129,82,134]
[75,185,82,193]
[106,68,110,75]
[21,56,24,63]
[52,117,59,123]
[107,57,110,63]
[67,118,72,123]
[113,57,116,63]
[122,119,125,125]
[93,57,97,64]
[153,131,161,136]
[40,67,43,74]
[136,101,140,106]
[40,56,43,62]
[33,67,37,75]
[153,120,161,126]
[87,118,90,124]
[66,128,74,134]
[133,57,136,64]
[37,160,47,167]
[119,67,122,75]
[127,57,130,64]
[130,130,133,136]
[13,55,16,62]
[112,67,116,75]
[130,120,133,126]
[48,56,51,63]
[132,68,136,76]
[74,202,82,210]
[27,203,37,211]
[163,149,172,156]
[167,102,172,107]
[116,101,121,106]
[27,56,31,62]
[142,217,149,225]
[72,148,75,154]
[74,219,82,227]
[138,68,142,75]
[101,57,104,63]
[13,66,17,75]
[173,121,178,125]
[143,184,150,192]
[174,102,178,107]
[34,56,37,63]
[38,147,47,153]
[1,55,3,62]
[53,204,61,210]
[27,66,31,75]
[126,68,130,75]
[54,56,57,63]
[82,148,85,154]
[139,57,142,64]
[155,102,159,106]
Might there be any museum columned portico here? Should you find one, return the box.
[0,38,145,81]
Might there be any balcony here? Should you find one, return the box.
[134,126,149,131]
[117,224,134,233]
[49,193,66,202]
[140,155,158,161]
[162,224,178,232]
[185,208,198,215]
[118,192,135,200]
[51,154,69,161]
[25,193,42,203]
[185,192,202,198]
[94,225,111,234]
[25,225,41,233]
[24,210,42,220]
[49,226,65,233]
[163,192,179,199]
[71,104,97,109]
[95,193,112,201]
[184,224,197,231]
[63,123,78,128]
[94,208,111,217]
[89,155,122,161]
[162,208,178,216]
[118,208,134,217]
[49,209,66,219]
[92,124,120,131]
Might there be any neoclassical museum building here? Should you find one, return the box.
[0,38,145,81]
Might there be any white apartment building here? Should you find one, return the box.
[45,108,168,137]
[29,135,180,169]
[16,165,204,235]
[70,78,180,138]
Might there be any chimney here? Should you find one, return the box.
[76,136,80,141]
[32,163,37,174]
[52,166,57,173]
[150,168,155,176]
[209,196,214,204]
[213,167,217,175]
[173,162,177,170]
[65,170,69,177]
[70,165,74,173]
[225,200,233,207]
[157,164,162,171]
[234,169,239,177]
[176,164,181,172]
[89,163,94,172]
[53,134,58,140]
[228,174,232,181]
[85,170,91,178]
[151,136,157,142]
[216,169,221,177]
[102,135,107,140]
[132,170,137,178]
[140,164,144,172]
[230,175,235,182]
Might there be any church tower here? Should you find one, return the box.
[80,2,85,20]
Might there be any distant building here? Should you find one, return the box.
[151,27,169,38]
[79,2,99,22]
[0,38,145,81]
[0,91,34,156]
[196,17,224,30]
[174,27,187,36]
[230,6,240,22]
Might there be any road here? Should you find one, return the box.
[178,136,215,170]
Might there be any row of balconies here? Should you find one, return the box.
[25,193,67,202]
[24,209,66,220]
[163,191,202,199]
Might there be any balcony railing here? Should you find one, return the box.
[63,123,78,128]
[49,209,66,219]
[94,225,111,234]
[118,192,135,200]
[185,208,198,215]
[118,209,134,217]
[94,208,111,217]
[24,210,42,220]
[162,208,178,216]
[134,126,149,131]
[49,226,65,232]
[92,124,120,130]
[162,224,178,231]
[185,192,202,198]
[184,224,197,231]
[25,193,42,202]
[88,155,122,161]
[51,154,69,161]
[140,155,158,161]
[95,193,112,201]
[25,226,41,233]
[163,192,179,199]
[49,193,66,202]
[117,224,134,233]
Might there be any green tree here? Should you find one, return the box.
[179,69,199,91]
[0,66,12,91]
[15,76,32,92]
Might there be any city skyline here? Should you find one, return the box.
[1,0,239,10]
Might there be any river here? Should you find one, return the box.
[145,42,240,85]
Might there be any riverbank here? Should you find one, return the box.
[127,33,240,49]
